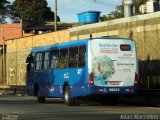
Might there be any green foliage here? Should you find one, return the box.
[42,7,60,22]
[12,0,60,24]
[0,0,10,23]
[100,5,124,22]
[100,0,150,22]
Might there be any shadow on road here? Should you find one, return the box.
[118,97,160,107]
[0,95,159,107]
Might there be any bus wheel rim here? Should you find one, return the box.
[65,90,69,102]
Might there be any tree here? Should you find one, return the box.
[42,7,60,22]
[100,5,124,22]
[0,0,10,24]
[100,0,150,22]
[11,0,60,24]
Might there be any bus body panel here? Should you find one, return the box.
[87,38,138,95]
[47,68,87,97]
[27,40,89,97]
[27,37,138,99]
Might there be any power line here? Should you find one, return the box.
[57,0,121,13]
[58,9,79,13]
[55,0,122,15]
[57,2,118,14]
[81,0,118,7]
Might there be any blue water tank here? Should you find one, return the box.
[77,11,101,23]
[77,13,84,23]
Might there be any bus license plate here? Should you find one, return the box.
[109,88,120,92]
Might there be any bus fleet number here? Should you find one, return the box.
[109,88,120,92]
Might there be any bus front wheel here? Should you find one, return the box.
[64,86,79,106]
[37,89,45,103]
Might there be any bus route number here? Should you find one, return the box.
[109,88,120,92]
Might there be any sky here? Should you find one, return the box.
[8,0,123,23]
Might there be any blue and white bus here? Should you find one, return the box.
[26,36,138,106]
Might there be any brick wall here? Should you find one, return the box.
[0,23,22,45]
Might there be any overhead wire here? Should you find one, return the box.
[81,0,119,7]
[57,0,122,14]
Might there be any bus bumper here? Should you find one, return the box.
[87,86,138,95]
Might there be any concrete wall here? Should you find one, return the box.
[69,11,160,89]
[70,11,160,61]
[6,30,70,85]
[5,11,160,89]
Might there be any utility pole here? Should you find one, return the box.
[54,0,57,31]
[1,27,6,85]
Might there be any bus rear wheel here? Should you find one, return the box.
[64,86,79,106]
[37,89,46,103]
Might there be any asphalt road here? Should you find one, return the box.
[0,96,159,120]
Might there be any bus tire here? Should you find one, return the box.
[37,89,45,103]
[64,86,79,106]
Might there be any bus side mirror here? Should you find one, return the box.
[26,54,34,63]
[27,63,30,72]
[26,57,29,63]
[26,56,31,63]
[26,54,33,72]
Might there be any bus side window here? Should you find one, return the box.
[35,52,43,71]
[78,45,86,67]
[51,50,59,69]
[59,48,68,69]
[69,47,78,68]
[43,52,50,70]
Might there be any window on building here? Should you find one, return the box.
[51,50,59,69]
